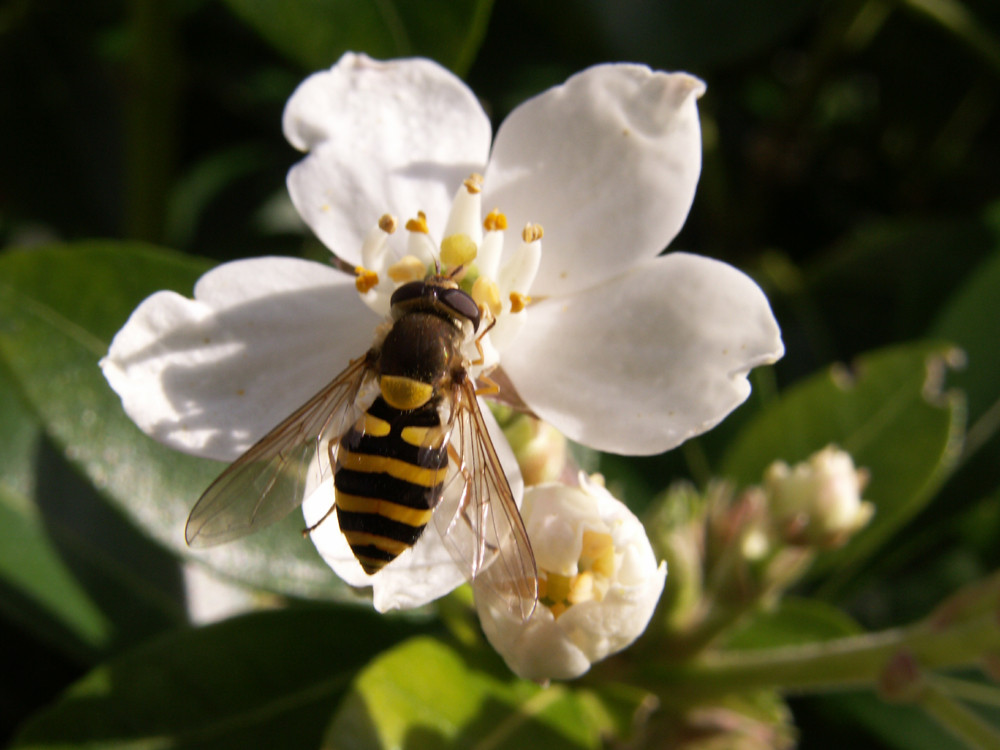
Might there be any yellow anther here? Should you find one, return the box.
[509,291,530,313]
[483,208,508,232]
[549,601,568,619]
[387,255,428,283]
[378,214,397,233]
[404,211,429,234]
[568,571,594,605]
[580,530,616,578]
[440,233,477,268]
[463,173,484,194]
[544,572,571,603]
[522,223,544,243]
[354,266,379,294]
[472,276,502,317]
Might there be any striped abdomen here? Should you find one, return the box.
[334,396,449,574]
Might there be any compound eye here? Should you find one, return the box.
[390,281,429,308]
[439,287,481,331]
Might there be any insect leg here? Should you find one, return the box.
[301,438,339,536]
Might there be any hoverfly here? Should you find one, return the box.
[184,273,538,619]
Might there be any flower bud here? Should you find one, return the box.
[763,445,873,548]
[499,411,569,486]
[476,474,666,681]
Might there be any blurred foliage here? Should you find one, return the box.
[2,0,1000,747]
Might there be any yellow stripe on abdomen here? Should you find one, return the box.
[338,447,447,487]
[340,529,411,557]
[336,493,434,527]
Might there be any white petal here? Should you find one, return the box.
[484,64,705,296]
[101,257,375,461]
[478,606,592,681]
[556,562,667,663]
[501,253,784,455]
[284,53,492,263]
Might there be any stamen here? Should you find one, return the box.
[581,530,616,578]
[498,228,542,303]
[405,211,429,234]
[463,173,484,193]
[387,255,427,283]
[440,233,477,269]
[354,266,379,294]
[443,175,484,247]
[522,223,544,243]
[360,214,396,271]
[568,572,594,605]
[477,227,504,281]
[483,208,508,232]
[509,292,530,313]
[378,214,397,233]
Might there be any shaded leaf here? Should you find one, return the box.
[579,0,815,71]
[931,245,1000,429]
[10,606,415,749]
[721,342,965,595]
[325,637,600,749]
[221,0,494,75]
[0,338,182,661]
[814,690,971,750]
[723,598,862,651]
[0,243,350,600]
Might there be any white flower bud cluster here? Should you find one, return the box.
[764,445,873,548]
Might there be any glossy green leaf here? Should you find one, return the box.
[221,0,494,75]
[0,243,349,601]
[723,598,862,651]
[720,342,965,594]
[325,637,600,749]
[0,338,183,660]
[10,606,415,749]
[931,246,1000,428]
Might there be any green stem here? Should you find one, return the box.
[642,613,1000,702]
[929,674,1000,709]
[920,679,1000,750]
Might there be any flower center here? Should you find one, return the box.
[350,174,542,372]
[538,529,616,619]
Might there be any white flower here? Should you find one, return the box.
[477,475,666,681]
[101,53,783,611]
[764,445,873,547]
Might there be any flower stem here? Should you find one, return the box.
[643,612,1000,702]
[920,677,1000,750]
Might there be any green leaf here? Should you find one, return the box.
[325,637,601,749]
[0,333,183,661]
[931,246,1000,431]
[221,0,494,75]
[723,598,862,651]
[0,243,350,601]
[815,690,972,750]
[720,341,965,595]
[581,0,815,71]
[10,606,415,749]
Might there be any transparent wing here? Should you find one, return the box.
[185,354,375,547]
[432,377,538,621]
